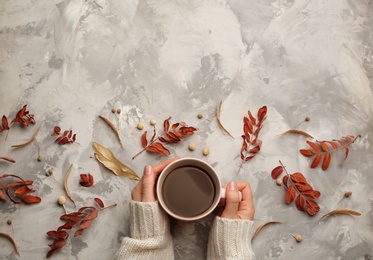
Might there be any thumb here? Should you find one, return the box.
[141,165,157,202]
[221,181,240,219]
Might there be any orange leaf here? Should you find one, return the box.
[319,141,329,152]
[290,172,307,183]
[271,166,283,179]
[302,190,320,199]
[306,141,321,153]
[322,152,331,170]
[299,149,315,157]
[295,183,313,192]
[282,175,289,188]
[74,229,84,237]
[14,185,35,195]
[243,117,253,134]
[80,220,92,230]
[2,115,9,130]
[94,198,104,208]
[247,111,257,125]
[295,195,305,211]
[311,154,322,168]
[163,117,171,132]
[21,195,41,203]
[248,145,260,154]
[257,106,267,123]
[305,199,320,216]
[339,147,350,165]
[328,141,338,150]
[285,185,296,204]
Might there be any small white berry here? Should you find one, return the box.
[295,235,303,242]
[276,179,283,186]
[57,196,66,205]
[203,147,210,156]
[188,143,196,151]
[137,122,145,130]
[150,119,156,125]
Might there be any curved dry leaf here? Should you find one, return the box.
[11,121,45,148]
[92,142,140,181]
[251,221,282,241]
[64,164,75,204]
[279,129,313,139]
[0,157,16,163]
[0,232,20,256]
[319,208,361,222]
[99,115,124,148]
[217,100,234,139]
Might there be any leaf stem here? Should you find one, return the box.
[132,135,162,160]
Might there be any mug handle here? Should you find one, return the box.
[220,188,243,201]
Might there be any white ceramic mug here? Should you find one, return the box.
[156,157,241,221]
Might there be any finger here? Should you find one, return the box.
[221,181,241,219]
[131,180,143,201]
[141,165,157,202]
[152,158,179,175]
[236,182,255,220]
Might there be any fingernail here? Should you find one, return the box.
[144,165,152,176]
[229,181,237,191]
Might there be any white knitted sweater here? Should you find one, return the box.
[115,201,255,260]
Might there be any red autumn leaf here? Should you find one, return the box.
[243,117,253,134]
[163,116,171,132]
[1,115,9,130]
[305,199,320,216]
[295,183,313,192]
[306,141,321,153]
[60,214,81,223]
[21,195,41,203]
[328,141,339,150]
[302,190,320,199]
[48,238,67,250]
[257,106,267,123]
[14,185,35,195]
[311,154,322,168]
[47,231,68,239]
[178,126,198,135]
[322,152,331,170]
[319,141,329,152]
[0,184,6,201]
[57,222,73,231]
[247,111,257,126]
[94,198,105,208]
[74,229,84,237]
[295,195,305,211]
[52,126,77,145]
[285,185,296,204]
[248,145,260,154]
[146,142,170,156]
[299,149,315,157]
[80,220,93,230]
[141,131,148,147]
[85,209,99,221]
[79,173,94,187]
[290,172,307,183]
[340,147,349,165]
[282,175,289,188]
[271,166,283,179]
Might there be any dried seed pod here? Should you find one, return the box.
[294,235,303,242]
[37,155,42,162]
[188,143,196,151]
[57,196,66,205]
[111,108,116,113]
[344,191,352,198]
[7,219,12,225]
[46,169,53,176]
[197,114,203,119]
[305,116,310,121]
[137,122,144,130]
[276,178,283,186]
[116,108,121,114]
[150,119,156,125]
[203,147,210,156]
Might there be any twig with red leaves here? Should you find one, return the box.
[51,126,77,145]
[239,106,267,171]
[11,105,35,127]
[46,198,116,258]
[271,161,320,216]
[0,174,41,204]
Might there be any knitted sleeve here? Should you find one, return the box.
[115,201,174,260]
[207,217,255,260]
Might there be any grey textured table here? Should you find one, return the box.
[1,1,372,259]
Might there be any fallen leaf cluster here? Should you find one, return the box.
[240,106,267,166]
[11,105,36,127]
[46,198,116,258]
[80,173,94,187]
[271,162,320,216]
[0,174,41,204]
[133,116,198,159]
[300,135,361,170]
[51,126,77,145]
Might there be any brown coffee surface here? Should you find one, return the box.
[162,166,215,218]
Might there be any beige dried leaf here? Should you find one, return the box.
[64,164,75,204]
[251,221,282,241]
[279,129,313,139]
[92,142,140,181]
[319,208,361,222]
[217,100,234,139]
[99,115,124,148]
[11,121,45,148]
[0,232,20,256]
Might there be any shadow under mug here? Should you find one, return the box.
[156,157,241,221]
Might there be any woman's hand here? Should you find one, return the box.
[219,181,255,220]
[131,158,178,202]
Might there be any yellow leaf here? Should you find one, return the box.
[92,142,140,181]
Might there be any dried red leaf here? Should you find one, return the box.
[79,173,94,187]
[74,229,84,237]
[0,157,16,163]
[311,154,322,168]
[244,117,253,134]
[295,195,305,211]
[14,185,35,195]
[295,183,313,192]
[299,149,315,157]
[11,105,35,127]
[257,106,267,123]
[322,152,331,170]
[290,172,307,183]
[282,175,289,188]
[271,166,283,179]
[1,174,40,204]
[60,214,81,223]
[285,185,296,204]
[80,220,93,229]
[57,222,73,231]
[319,141,329,152]
[52,126,77,145]
[94,198,104,208]
[302,190,320,199]
[21,195,41,203]
[47,231,68,239]
[247,111,257,126]
[141,131,148,147]
[0,115,10,133]
[305,199,320,216]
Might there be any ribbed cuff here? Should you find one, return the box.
[208,217,255,259]
[129,201,170,240]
